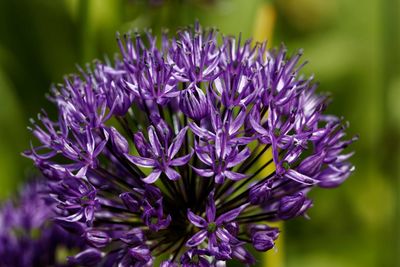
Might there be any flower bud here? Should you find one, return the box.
[86,229,111,248]
[278,192,312,220]
[120,192,140,212]
[250,225,279,251]
[179,87,209,121]
[249,180,273,205]
[68,248,103,266]
[108,127,129,154]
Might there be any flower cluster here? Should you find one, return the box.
[25,23,356,266]
[0,181,85,267]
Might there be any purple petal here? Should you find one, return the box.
[133,132,150,157]
[195,149,213,166]
[168,127,188,159]
[216,203,249,224]
[84,206,95,222]
[249,115,269,136]
[317,164,353,188]
[224,171,247,181]
[125,80,139,94]
[187,210,207,228]
[216,228,237,243]
[120,192,140,212]
[61,211,84,222]
[192,166,214,177]
[108,127,129,154]
[124,154,156,168]
[297,152,325,176]
[165,167,181,181]
[285,169,318,185]
[142,169,162,183]
[227,147,250,168]
[186,230,208,247]
[215,130,226,159]
[215,173,225,184]
[229,109,246,135]
[75,166,88,178]
[189,122,214,139]
[93,138,108,158]
[170,151,193,166]
[148,126,163,157]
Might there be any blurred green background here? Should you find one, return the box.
[0,0,398,266]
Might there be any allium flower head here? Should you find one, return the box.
[0,181,85,267]
[25,22,357,266]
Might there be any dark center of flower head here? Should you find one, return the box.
[150,217,159,225]
[81,195,90,202]
[207,222,217,233]
[282,161,290,170]
[192,254,200,264]
[24,22,356,266]
[273,128,281,137]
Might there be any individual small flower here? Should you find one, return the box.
[179,85,209,121]
[180,249,211,267]
[249,179,273,205]
[51,177,99,224]
[124,53,179,105]
[170,22,220,83]
[141,198,172,231]
[85,229,112,248]
[278,192,313,220]
[0,181,85,267]
[25,22,356,266]
[192,138,250,184]
[125,125,192,183]
[67,248,103,266]
[186,191,248,248]
[250,224,279,251]
[117,229,153,266]
[186,191,253,263]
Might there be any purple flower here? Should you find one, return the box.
[192,137,250,184]
[51,177,99,224]
[142,198,172,231]
[186,191,251,263]
[125,125,192,183]
[68,248,103,266]
[250,224,279,251]
[179,84,209,121]
[278,192,313,220]
[180,249,211,267]
[0,181,85,267]
[117,229,153,266]
[25,22,356,266]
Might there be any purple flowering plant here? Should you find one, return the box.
[0,181,86,267]
[25,22,357,266]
